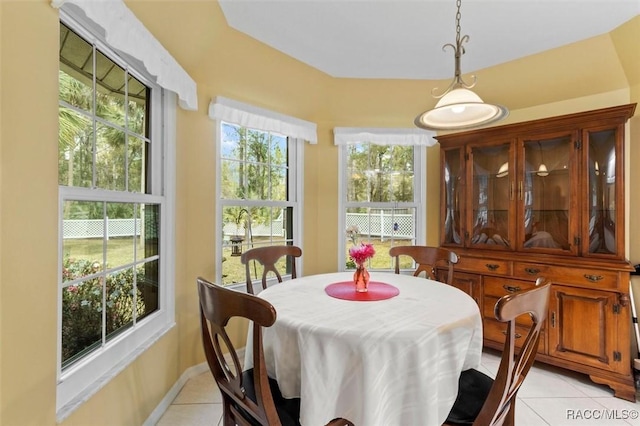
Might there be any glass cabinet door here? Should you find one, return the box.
[442,148,463,246]
[584,127,622,257]
[520,134,575,254]
[468,142,512,249]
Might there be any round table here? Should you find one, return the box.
[244,271,483,426]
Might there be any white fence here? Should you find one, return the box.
[223,218,285,238]
[346,212,414,239]
[63,219,142,239]
[223,212,414,239]
[65,212,415,240]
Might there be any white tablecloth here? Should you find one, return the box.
[244,271,483,426]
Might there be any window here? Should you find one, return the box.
[336,128,434,271]
[217,122,300,286]
[56,17,175,418]
[210,97,315,288]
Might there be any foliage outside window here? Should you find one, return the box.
[341,142,424,270]
[58,23,160,369]
[219,122,298,285]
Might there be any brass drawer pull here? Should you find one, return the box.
[502,330,522,339]
[584,274,604,282]
[503,285,521,293]
[485,264,500,271]
[524,267,540,275]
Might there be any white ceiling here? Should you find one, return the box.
[219,0,639,80]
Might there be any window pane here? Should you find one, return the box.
[247,163,268,200]
[587,129,617,255]
[105,267,136,341]
[266,207,286,244]
[139,259,159,320]
[128,136,146,193]
[221,123,242,160]
[272,166,287,201]
[221,159,241,199]
[141,204,160,259]
[95,51,125,127]
[61,278,103,367]
[271,134,287,166]
[63,200,105,281]
[105,202,136,268]
[390,171,414,201]
[221,206,249,285]
[245,129,269,164]
[58,106,93,187]
[127,76,148,135]
[95,122,126,191]
[59,26,93,113]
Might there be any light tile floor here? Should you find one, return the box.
[156,349,640,425]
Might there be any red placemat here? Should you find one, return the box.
[325,281,399,301]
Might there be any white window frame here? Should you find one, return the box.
[214,120,305,290]
[336,128,434,271]
[56,13,176,421]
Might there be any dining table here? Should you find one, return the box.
[243,271,483,426]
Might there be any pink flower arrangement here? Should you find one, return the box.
[349,243,375,266]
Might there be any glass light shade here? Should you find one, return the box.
[537,164,549,177]
[415,88,509,131]
[496,161,509,178]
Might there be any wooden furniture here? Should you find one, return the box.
[197,277,353,426]
[446,279,550,426]
[240,245,302,294]
[243,271,483,425]
[435,103,637,401]
[389,245,459,283]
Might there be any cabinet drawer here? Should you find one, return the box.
[512,262,554,280]
[456,257,510,275]
[484,318,545,354]
[484,276,537,298]
[513,262,618,289]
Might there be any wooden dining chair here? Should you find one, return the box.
[445,277,551,426]
[388,245,459,284]
[241,245,302,294]
[197,277,353,426]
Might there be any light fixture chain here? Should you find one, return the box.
[455,0,462,46]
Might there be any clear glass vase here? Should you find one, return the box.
[353,264,370,292]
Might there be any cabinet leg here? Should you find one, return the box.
[589,374,636,402]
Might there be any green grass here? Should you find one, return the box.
[63,237,145,268]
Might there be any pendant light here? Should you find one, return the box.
[536,141,549,177]
[415,0,508,131]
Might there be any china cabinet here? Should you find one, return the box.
[436,104,637,401]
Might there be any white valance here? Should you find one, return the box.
[52,0,198,111]
[208,97,318,144]
[333,127,437,146]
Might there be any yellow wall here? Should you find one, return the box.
[0,1,638,424]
